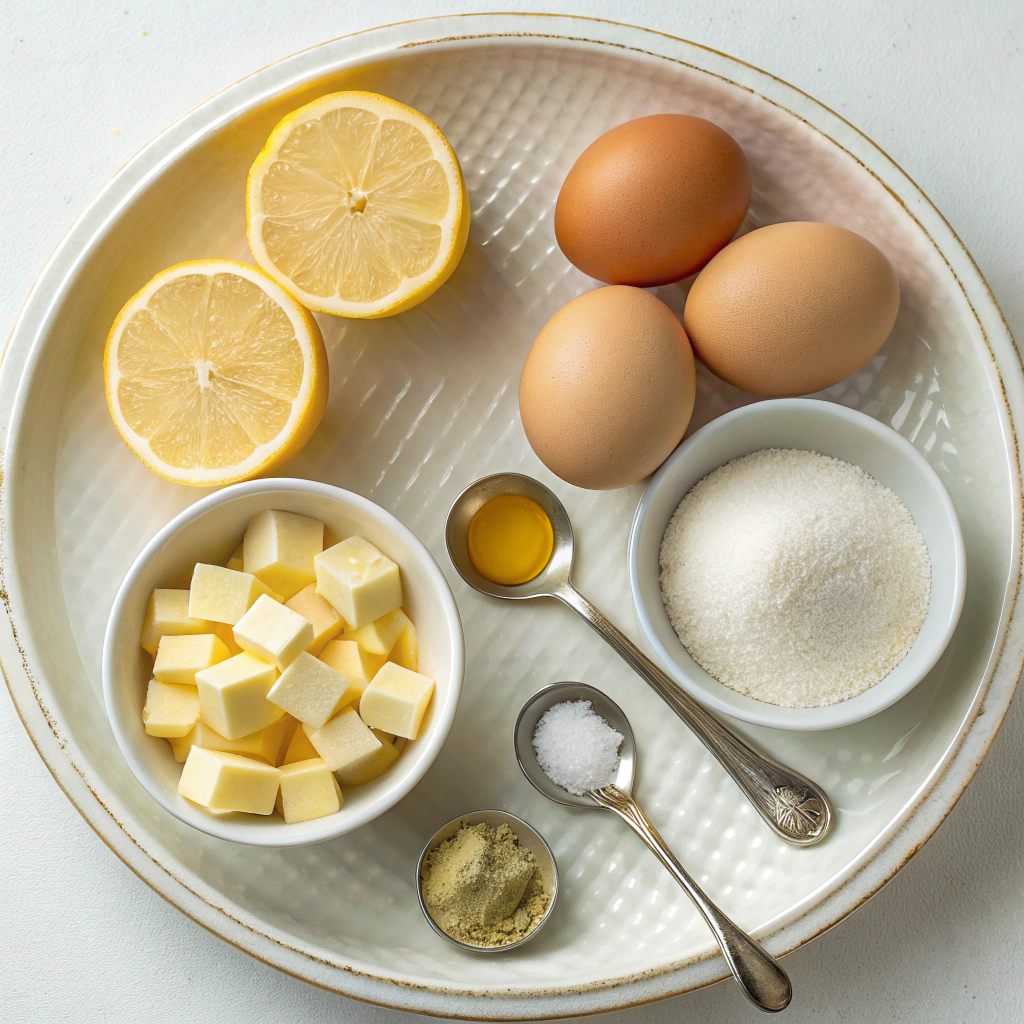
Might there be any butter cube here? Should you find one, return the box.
[314,537,402,629]
[212,621,243,656]
[140,589,214,656]
[285,584,345,656]
[304,708,382,773]
[168,715,294,765]
[232,595,313,670]
[389,618,418,671]
[345,607,411,657]
[189,564,276,625]
[319,639,385,694]
[267,652,356,729]
[359,662,435,740]
[178,747,280,814]
[276,757,342,823]
[336,729,400,787]
[153,633,230,686]
[196,652,282,740]
[142,678,200,737]
[227,543,244,572]
[243,509,324,600]
[281,722,321,764]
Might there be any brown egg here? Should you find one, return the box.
[519,287,695,489]
[554,114,752,287]
[683,222,900,397]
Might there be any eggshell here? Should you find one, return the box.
[683,222,900,397]
[519,287,695,490]
[554,114,752,287]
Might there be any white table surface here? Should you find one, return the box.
[2,1,1022,1020]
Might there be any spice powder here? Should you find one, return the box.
[420,821,551,947]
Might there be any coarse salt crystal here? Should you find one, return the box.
[533,700,623,796]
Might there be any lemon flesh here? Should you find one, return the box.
[105,260,327,486]
[247,92,469,318]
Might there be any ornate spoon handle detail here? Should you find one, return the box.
[556,584,833,846]
[590,784,792,1013]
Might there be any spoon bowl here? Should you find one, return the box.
[446,473,573,600]
[514,681,636,807]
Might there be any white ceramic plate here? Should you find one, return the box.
[1,13,1020,1020]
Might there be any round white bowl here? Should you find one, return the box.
[102,478,464,846]
[629,399,966,731]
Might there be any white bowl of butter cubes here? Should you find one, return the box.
[103,478,465,846]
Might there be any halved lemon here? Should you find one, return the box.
[104,259,328,487]
[246,91,469,318]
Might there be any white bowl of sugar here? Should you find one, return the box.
[628,399,965,731]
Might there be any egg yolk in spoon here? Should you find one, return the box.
[468,495,554,585]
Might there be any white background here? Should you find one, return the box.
[2,2,1022,1021]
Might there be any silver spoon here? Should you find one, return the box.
[446,472,832,847]
[515,682,792,1013]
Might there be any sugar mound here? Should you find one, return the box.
[533,700,623,795]
[659,448,931,708]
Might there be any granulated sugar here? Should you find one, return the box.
[532,700,623,795]
[659,448,931,708]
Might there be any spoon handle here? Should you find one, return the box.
[591,784,792,1013]
[556,585,833,846]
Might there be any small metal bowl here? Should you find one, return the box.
[415,810,559,953]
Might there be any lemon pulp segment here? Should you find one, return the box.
[468,495,554,586]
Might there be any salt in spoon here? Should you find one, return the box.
[447,472,832,847]
[514,681,792,1013]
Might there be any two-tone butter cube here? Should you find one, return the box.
[189,564,277,625]
[389,618,418,672]
[285,584,345,657]
[243,509,324,600]
[314,537,402,629]
[303,707,382,773]
[267,652,357,729]
[276,757,342,823]
[143,678,200,737]
[232,594,313,670]
[153,633,230,686]
[345,607,411,657]
[140,589,214,656]
[319,638,385,694]
[335,729,400,787]
[226,543,245,572]
[359,662,435,740]
[178,747,280,814]
[196,652,282,740]
[281,722,321,764]
[168,715,296,766]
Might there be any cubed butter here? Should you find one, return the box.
[227,543,245,572]
[212,620,244,656]
[153,633,230,686]
[335,729,400,787]
[285,584,345,656]
[142,678,200,737]
[276,757,342,823]
[189,564,276,625]
[267,652,357,730]
[359,662,435,740]
[319,639,385,694]
[345,607,411,657]
[281,722,321,764]
[314,536,402,629]
[168,715,295,765]
[196,652,282,740]
[140,589,214,656]
[243,509,324,600]
[178,747,280,814]
[304,708,382,773]
[389,618,418,671]
[232,594,313,670]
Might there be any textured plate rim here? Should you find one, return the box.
[0,12,1020,1019]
